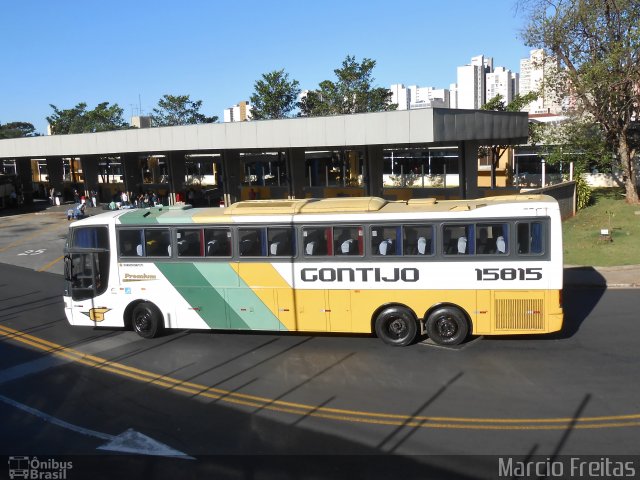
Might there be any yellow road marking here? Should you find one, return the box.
[1,323,638,430]
[37,255,64,272]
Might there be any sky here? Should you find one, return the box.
[0,0,534,134]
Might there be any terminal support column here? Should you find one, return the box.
[222,150,242,206]
[365,145,384,197]
[122,153,143,198]
[458,141,480,200]
[168,151,186,205]
[81,156,100,199]
[16,159,34,205]
[46,157,64,202]
[287,147,306,199]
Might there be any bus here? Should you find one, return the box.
[63,195,564,346]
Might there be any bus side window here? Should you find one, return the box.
[177,229,203,257]
[204,228,231,257]
[442,224,473,255]
[372,226,399,256]
[268,227,294,257]
[119,229,143,257]
[303,227,328,256]
[239,228,264,256]
[403,225,433,256]
[145,229,171,257]
[518,222,544,255]
[334,226,362,256]
[477,223,509,254]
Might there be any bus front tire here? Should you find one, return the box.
[131,302,163,339]
[374,307,417,346]
[425,306,468,346]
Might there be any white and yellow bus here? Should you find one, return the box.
[63,195,563,346]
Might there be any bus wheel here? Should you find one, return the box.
[374,307,417,346]
[425,307,468,346]
[131,302,163,339]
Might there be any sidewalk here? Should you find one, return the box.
[0,199,106,217]
[564,265,640,289]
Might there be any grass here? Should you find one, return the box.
[562,188,640,266]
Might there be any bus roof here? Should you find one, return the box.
[85,194,558,226]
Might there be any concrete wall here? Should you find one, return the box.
[525,181,576,219]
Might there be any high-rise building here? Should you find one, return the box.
[390,84,410,110]
[455,55,493,109]
[224,101,252,122]
[409,85,450,109]
[389,84,450,110]
[449,83,458,109]
[519,49,562,114]
[486,67,518,105]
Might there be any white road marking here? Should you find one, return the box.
[0,356,70,385]
[0,393,194,459]
[0,334,133,387]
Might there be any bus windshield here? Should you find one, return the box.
[65,226,110,301]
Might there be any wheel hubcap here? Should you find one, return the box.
[388,318,407,338]
[135,312,151,332]
[435,316,457,338]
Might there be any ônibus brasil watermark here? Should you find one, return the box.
[7,456,72,480]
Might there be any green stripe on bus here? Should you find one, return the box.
[155,262,285,331]
[119,209,160,225]
[155,262,236,329]
[119,208,196,225]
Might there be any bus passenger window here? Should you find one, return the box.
[517,222,544,255]
[403,225,433,256]
[268,227,294,257]
[371,226,399,256]
[177,229,203,257]
[238,228,264,256]
[476,223,509,254]
[303,227,329,256]
[204,228,231,257]
[145,229,171,257]
[119,229,143,257]
[334,226,362,256]
[443,225,471,255]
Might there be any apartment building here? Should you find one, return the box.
[520,49,563,114]
[486,67,518,104]
[223,101,252,123]
[390,84,450,110]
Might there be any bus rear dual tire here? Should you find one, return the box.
[425,306,468,346]
[131,302,163,339]
[374,305,469,347]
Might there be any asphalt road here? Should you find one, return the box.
[0,261,639,479]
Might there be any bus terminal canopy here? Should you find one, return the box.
[0,108,528,158]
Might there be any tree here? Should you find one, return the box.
[47,102,129,134]
[250,69,301,120]
[299,55,396,116]
[0,122,38,139]
[151,94,217,126]
[521,0,640,203]
[538,115,611,209]
[481,92,540,187]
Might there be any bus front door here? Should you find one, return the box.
[64,250,104,325]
